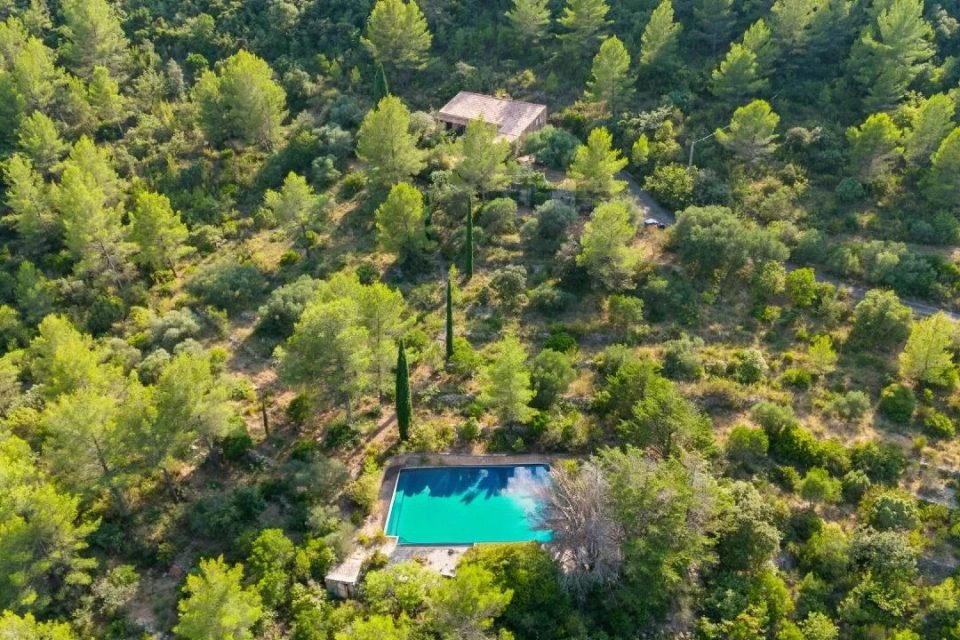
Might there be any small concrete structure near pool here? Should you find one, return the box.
[324,453,559,598]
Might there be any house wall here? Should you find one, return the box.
[324,578,355,599]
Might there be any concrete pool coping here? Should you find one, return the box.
[326,453,571,598]
[382,462,553,545]
[374,453,568,531]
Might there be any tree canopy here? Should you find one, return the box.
[1,2,960,638]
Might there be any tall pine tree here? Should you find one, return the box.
[712,44,767,104]
[585,35,633,116]
[693,0,734,56]
[569,127,628,199]
[445,277,454,361]
[849,0,934,112]
[769,0,820,66]
[638,0,681,75]
[903,94,956,167]
[741,19,777,76]
[557,0,610,57]
[924,128,960,206]
[362,0,433,72]
[506,0,551,46]
[372,63,390,102]
[356,95,425,191]
[465,202,475,280]
[395,340,411,441]
[716,100,780,167]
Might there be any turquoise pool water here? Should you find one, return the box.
[385,465,553,545]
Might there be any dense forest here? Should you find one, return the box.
[2,0,960,638]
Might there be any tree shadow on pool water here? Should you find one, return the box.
[394,465,550,504]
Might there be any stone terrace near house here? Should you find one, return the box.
[437,91,547,141]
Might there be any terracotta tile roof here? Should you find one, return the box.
[438,91,547,140]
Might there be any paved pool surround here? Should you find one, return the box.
[385,464,553,545]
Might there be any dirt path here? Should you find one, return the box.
[618,170,675,225]
[617,170,960,320]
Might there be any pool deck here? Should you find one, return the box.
[325,453,566,597]
[389,545,470,577]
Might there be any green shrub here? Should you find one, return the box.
[847,290,912,351]
[752,261,787,301]
[786,508,824,544]
[93,564,141,616]
[841,470,872,504]
[339,171,367,199]
[459,543,577,640]
[751,401,800,435]
[641,273,699,324]
[643,163,694,211]
[524,200,576,255]
[753,402,824,471]
[188,225,224,253]
[488,265,528,311]
[782,367,813,389]
[257,276,322,338]
[544,328,578,354]
[835,177,865,203]
[275,456,349,508]
[137,348,171,384]
[449,336,483,376]
[290,438,317,462]
[662,334,704,381]
[862,490,919,531]
[149,308,203,350]
[323,418,360,450]
[733,349,768,384]
[726,425,769,471]
[827,390,870,421]
[773,424,829,471]
[521,125,580,169]
[913,434,927,454]
[796,523,848,581]
[356,261,378,285]
[850,440,907,485]
[878,383,915,424]
[529,282,575,314]
[607,295,645,341]
[346,458,381,516]
[278,249,301,266]
[817,438,851,477]
[785,268,818,307]
[187,261,268,315]
[286,394,314,426]
[538,409,589,451]
[922,409,956,439]
[531,349,576,409]
[771,465,801,491]
[799,468,841,503]
[187,488,265,541]
[458,418,481,442]
[86,294,126,335]
[479,198,518,236]
[406,420,455,452]
[222,427,254,462]
[909,210,960,245]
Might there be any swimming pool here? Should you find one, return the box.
[385,464,553,545]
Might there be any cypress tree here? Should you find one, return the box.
[395,339,411,441]
[465,199,474,279]
[373,63,390,102]
[445,278,454,361]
